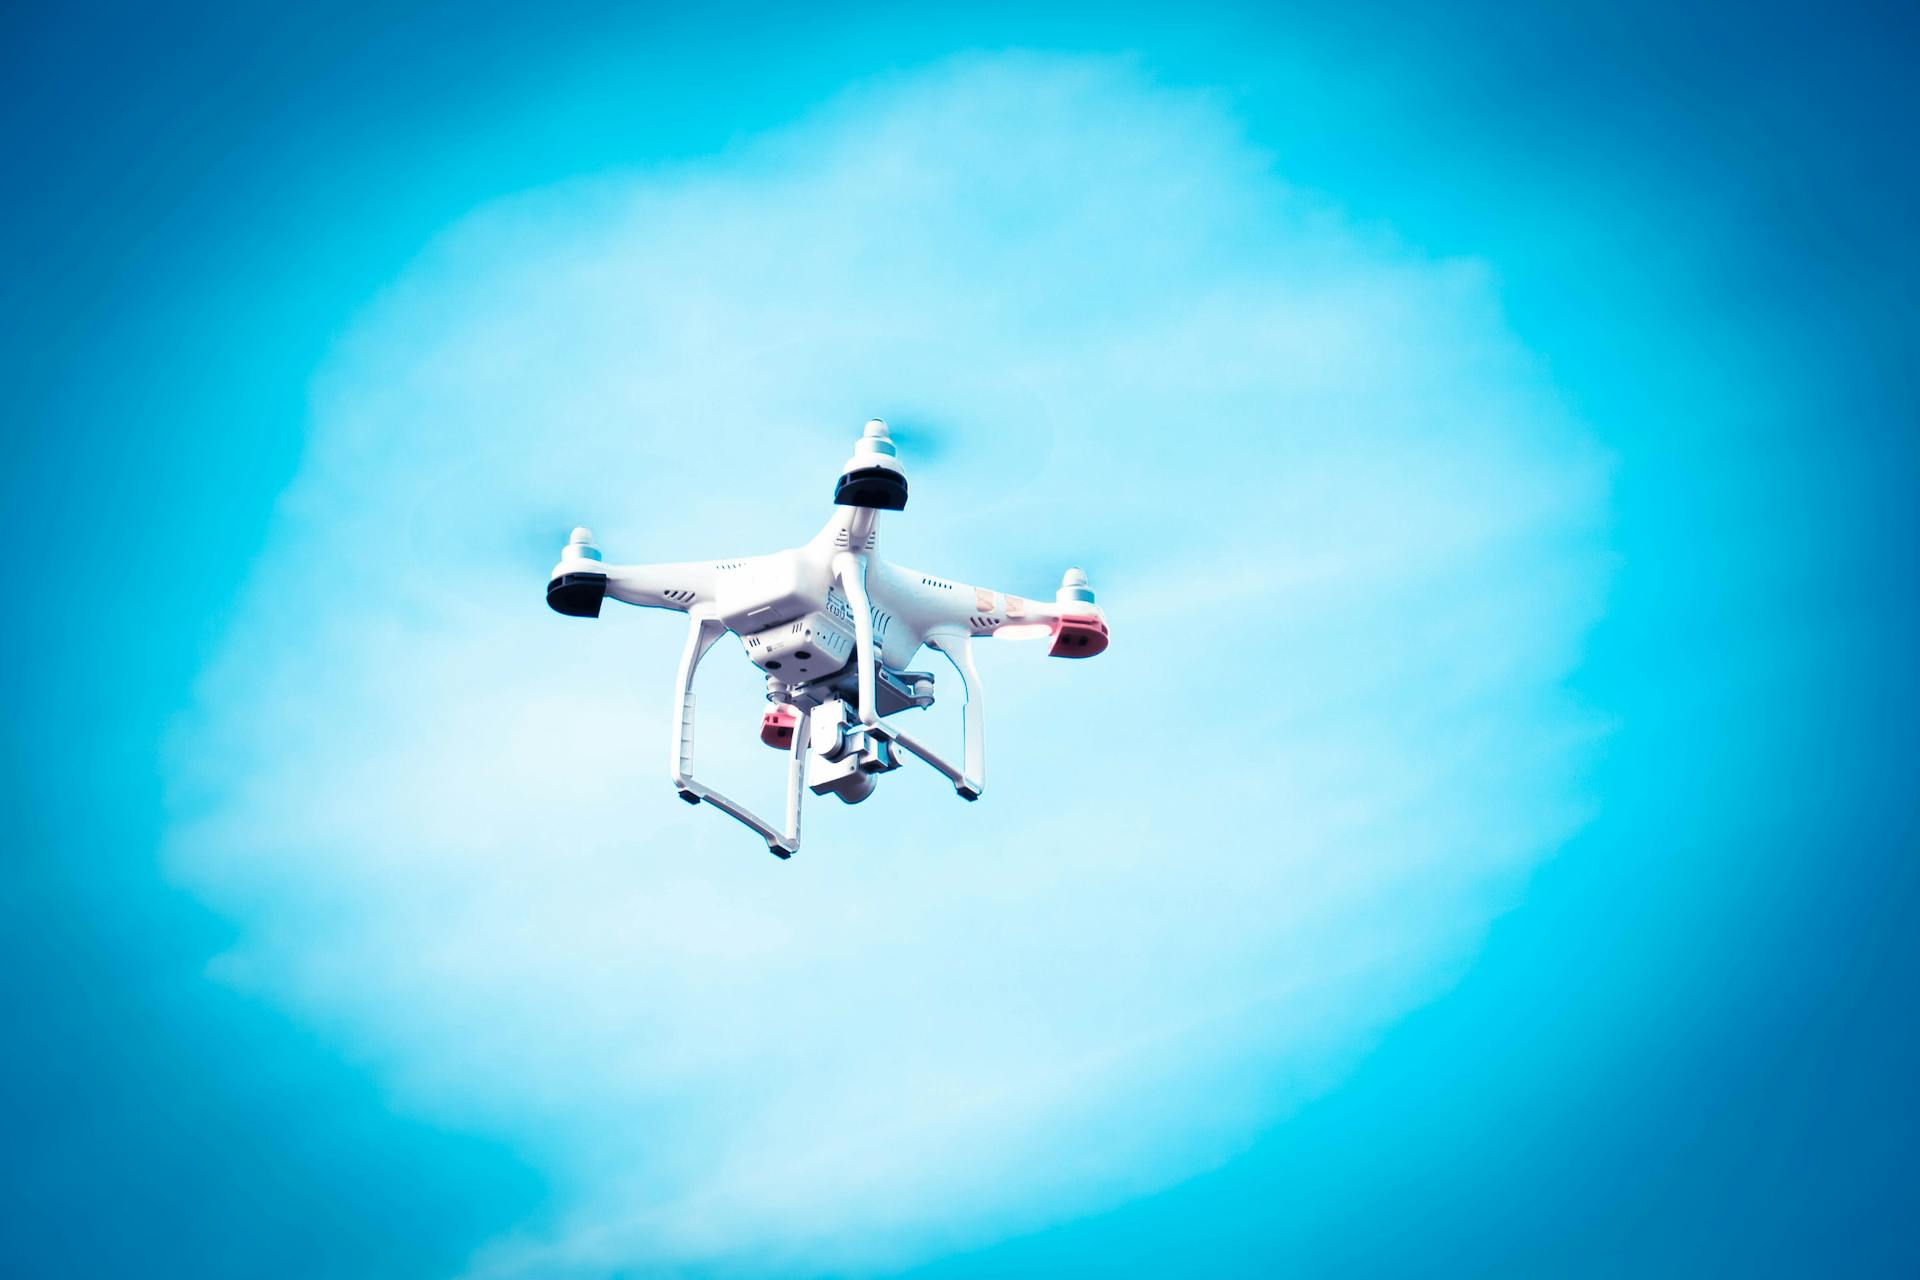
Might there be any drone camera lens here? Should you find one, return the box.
[795,649,812,660]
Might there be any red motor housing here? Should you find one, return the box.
[1048,615,1109,658]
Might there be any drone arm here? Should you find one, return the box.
[783,705,811,838]
[667,609,804,857]
[546,528,719,617]
[857,634,981,801]
[669,612,726,794]
[954,592,1090,633]
[925,631,985,798]
[954,582,1108,658]
[602,560,718,612]
[834,552,881,729]
[833,562,982,801]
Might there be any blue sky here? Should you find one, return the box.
[4,3,1916,1277]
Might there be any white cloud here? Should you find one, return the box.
[167,53,1611,1276]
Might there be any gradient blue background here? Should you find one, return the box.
[4,2,1916,1275]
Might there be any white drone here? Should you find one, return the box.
[545,419,1110,858]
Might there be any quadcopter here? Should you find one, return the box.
[544,419,1110,858]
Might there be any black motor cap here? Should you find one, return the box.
[547,571,608,617]
[833,465,908,511]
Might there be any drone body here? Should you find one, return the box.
[546,419,1109,857]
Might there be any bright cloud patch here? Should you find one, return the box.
[168,54,1610,1277]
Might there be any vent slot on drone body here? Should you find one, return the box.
[663,588,697,604]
